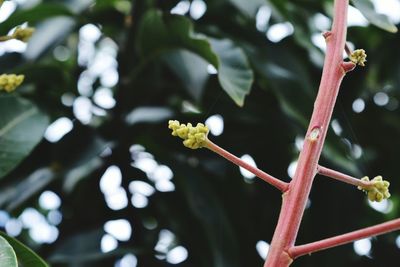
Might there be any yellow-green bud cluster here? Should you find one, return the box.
[358,176,390,202]
[350,49,367,67]
[12,26,35,42]
[168,120,209,149]
[0,74,24,92]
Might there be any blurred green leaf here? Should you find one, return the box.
[48,229,141,264]
[209,38,254,106]
[63,137,108,193]
[137,10,254,106]
[64,0,94,14]
[0,232,48,267]
[0,95,49,179]
[0,4,73,35]
[50,247,140,264]
[228,0,266,17]
[246,45,313,125]
[0,168,55,210]
[125,106,174,125]
[48,229,103,264]
[176,166,240,267]
[0,235,17,267]
[25,17,76,60]
[352,0,398,33]
[163,49,209,101]
[323,141,361,176]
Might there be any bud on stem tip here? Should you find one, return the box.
[358,176,391,202]
[0,74,25,92]
[349,49,367,67]
[168,120,209,149]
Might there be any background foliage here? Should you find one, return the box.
[0,0,400,266]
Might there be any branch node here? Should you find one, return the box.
[341,62,356,73]
[322,31,332,41]
[308,127,321,142]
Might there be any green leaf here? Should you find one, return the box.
[228,0,266,17]
[163,49,209,101]
[48,229,141,264]
[0,232,48,267]
[210,38,254,106]
[137,10,218,64]
[0,95,49,179]
[25,17,76,60]
[137,10,254,106]
[0,235,17,267]
[246,44,313,126]
[0,168,56,210]
[0,3,74,35]
[352,0,398,33]
[175,166,240,267]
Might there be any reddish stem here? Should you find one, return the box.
[264,1,350,266]
[206,140,289,192]
[289,218,400,258]
[317,165,373,188]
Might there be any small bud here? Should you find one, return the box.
[322,31,332,40]
[0,74,25,92]
[12,26,35,42]
[349,49,367,67]
[308,127,320,141]
[358,176,391,202]
[168,120,209,149]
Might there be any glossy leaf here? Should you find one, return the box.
[0,96,49,179]
[0,235,17,267]
[137,10,254,106]
[0,232,48,267]
[210,38,254,106]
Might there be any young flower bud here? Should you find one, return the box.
[358,176,391,202]
[349,49,367,67]
[168,120,209,149]
[0,74,25,92]
[12,26,35,42]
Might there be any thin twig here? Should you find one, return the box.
[317,165,372,188]
[289,218,400,258]
[206,140,289,192]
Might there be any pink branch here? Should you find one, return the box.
[289,218,400,258]
[317,165,373,188]
[206,141,289,192]
[264,1,352,266]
